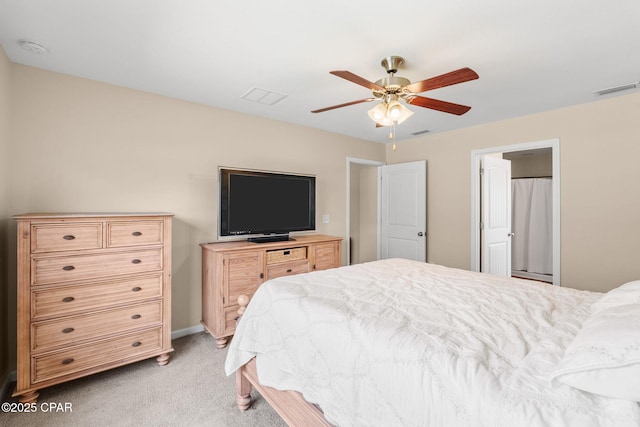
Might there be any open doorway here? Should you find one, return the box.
[346,158,428,265]
[504,148,553,283]
[471,139,560,286]
[346,157,384,265]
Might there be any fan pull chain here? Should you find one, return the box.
[389,123,397,151]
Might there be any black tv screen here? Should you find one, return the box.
[218,168,316,241]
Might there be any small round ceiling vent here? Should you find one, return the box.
[17,39,49,55]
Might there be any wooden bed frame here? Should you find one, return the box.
[234,295,333,426]
[235,358,332,426]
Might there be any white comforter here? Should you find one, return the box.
[225,259,640,426]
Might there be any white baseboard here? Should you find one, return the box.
[171,324,204,340]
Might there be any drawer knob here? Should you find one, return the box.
[132,341,142,347]
[131,286,142,292]
[62,327,74,334]
[62,265,75,271]
[62,358,74,365]
[62,296,75,303]
[132,231,142,236]
[62,235,76,240]
[131,259,142,264]
[131,314,141,319]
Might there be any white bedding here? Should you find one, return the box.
[225,258,640,426]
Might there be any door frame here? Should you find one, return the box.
[470,138,561,285]
[346,157,386,265]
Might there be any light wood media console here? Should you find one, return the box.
[200,234,342,348]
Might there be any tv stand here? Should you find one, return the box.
[247,234,292,243]
[200,235,343,348]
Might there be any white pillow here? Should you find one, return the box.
[591,280,640,314]
[550,303,640,401]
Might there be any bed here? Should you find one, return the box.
[225,258,640,426]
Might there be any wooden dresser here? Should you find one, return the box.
[12,213,174,403]
[200,235,342,348]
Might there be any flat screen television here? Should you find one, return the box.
[218,167,316,242]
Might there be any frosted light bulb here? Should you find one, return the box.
[389,105,401,120]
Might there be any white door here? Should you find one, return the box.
[380,161,427,261]
[480,155,512,275]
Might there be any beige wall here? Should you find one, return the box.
[349,165,361,263]
[5,64,385,371]
[0,46,12,390]
[358,166,378,263]
[386,92,640,293]
[349,164,378,264]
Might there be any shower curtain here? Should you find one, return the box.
[511,178,553,275]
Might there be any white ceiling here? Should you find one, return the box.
[1,0,639,143]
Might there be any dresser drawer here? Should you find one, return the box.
[31,274,163,320]
[33,327,163,384]
[32,301,162,352]
[31,223,103,253]
[266,259,309,280]
[32,248,162,285]
[266,247,307,264]
[107,221,163,247]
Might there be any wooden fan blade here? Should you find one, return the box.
[404,67,478,94]
[311,98,375,113]
[406,96,472,115]
[330,71,385,91]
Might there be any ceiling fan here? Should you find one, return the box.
[311,56,479,127]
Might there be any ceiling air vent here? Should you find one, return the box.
[593,82,638,96]
[411,129,431,136]
[241,87,287,105]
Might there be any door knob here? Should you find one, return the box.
[418,232,424,237]
[508,232,515,237]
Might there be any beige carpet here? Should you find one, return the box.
[1,332,287,427]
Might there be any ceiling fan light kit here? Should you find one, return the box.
[367,98,414,126]
[367,102,389,125]
[312,55,479,135]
